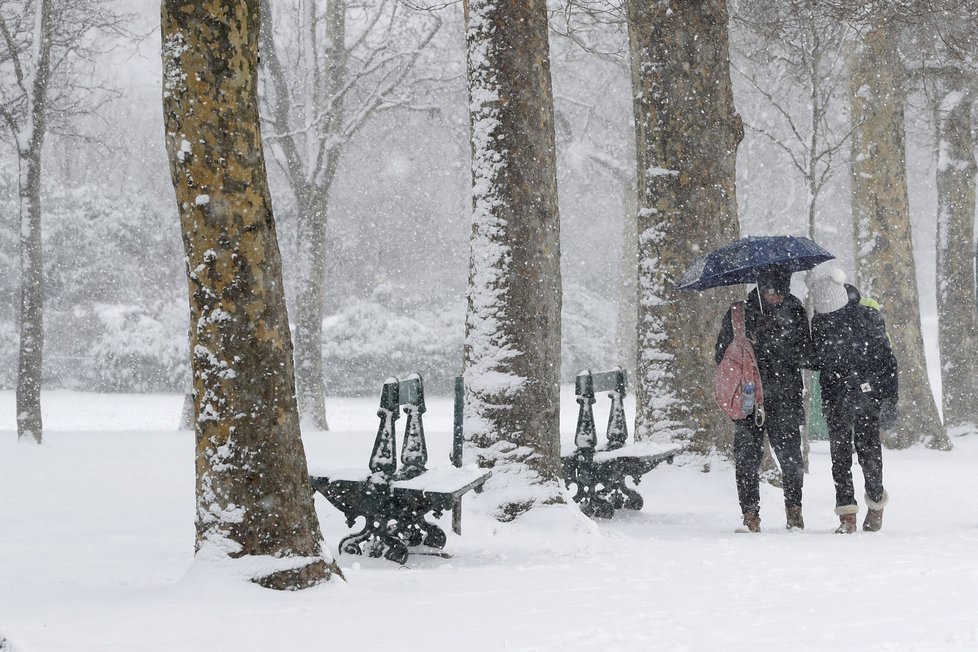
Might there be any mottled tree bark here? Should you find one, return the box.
[848,21,948,450]
[161,0,341,589]
[462,0,564,519]
[935,85,978,432]
[15,0,53,444]
[626,0,743,454]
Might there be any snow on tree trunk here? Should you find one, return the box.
[161,0,341,589]
[935,86,978,433]
[848,21,949,450]
[462,0,564,519]
[626,0,743,454]
[15,0,53,445]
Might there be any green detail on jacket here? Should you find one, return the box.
[860,296,881,311]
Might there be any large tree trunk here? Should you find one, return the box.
[935,85,978,432]
[161,0,341,589]
[848,21,949,450]
[16,0,53,444]
[462,0,564,519]
[626,0,743,455]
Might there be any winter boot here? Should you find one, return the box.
[786,506,804,531]
[834,505,858,534]
[739,511,761,533]
[863,491,889,532]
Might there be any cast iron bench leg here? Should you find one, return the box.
[339,525,373,556]
[421,520,447,548]
[590,495,615,519]
[381,529,409,564]
[602,480,643,511]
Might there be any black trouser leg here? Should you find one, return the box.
[734,418,763,514]
[826,408,856,508]
[767,416,804,509]
[853,408,884,503]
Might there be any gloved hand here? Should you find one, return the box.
[878,398,898,431]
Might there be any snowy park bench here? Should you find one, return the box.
[309,374,490,565]
[561,368,680,519]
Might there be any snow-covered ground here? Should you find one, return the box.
[1,389,977,651]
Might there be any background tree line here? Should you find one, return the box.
[3,0,978,457]
[0,0,621,406]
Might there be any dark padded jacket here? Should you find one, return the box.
[810,287,898,416]
[715,289,815,426]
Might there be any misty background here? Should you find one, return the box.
[0,0,944,398]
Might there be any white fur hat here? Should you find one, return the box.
[806,264,849,314]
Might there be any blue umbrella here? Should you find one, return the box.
[677,235,834,291]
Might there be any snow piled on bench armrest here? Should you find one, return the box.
[560,439,682,459]
[394,464,490,493]
[309,464,491,494]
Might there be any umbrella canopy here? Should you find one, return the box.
[677,235,835,291]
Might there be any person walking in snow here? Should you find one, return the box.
[715,265,814,533]
[806,265,897,534]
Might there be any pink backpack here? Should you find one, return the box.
[713,302,765,422]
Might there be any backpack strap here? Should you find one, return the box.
[731,302,746,343]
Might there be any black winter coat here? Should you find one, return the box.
[715,289,815,426]
[810,288,898,417]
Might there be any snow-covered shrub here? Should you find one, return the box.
[323,290,465,396]
[44,187,182,309]
[0,321,16,390]
[24,187,188,392]
[560,284,618,383]
[90,301,188,392]
[322,283,618,397]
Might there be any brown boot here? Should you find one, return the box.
[834,505,858,534]
[863,509,883,532]
[786,506,804,531]
[863,491,888,532]
[739,511,761,533]
[835,514,857,534]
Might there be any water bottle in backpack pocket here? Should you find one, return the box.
[741,382,755,415]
